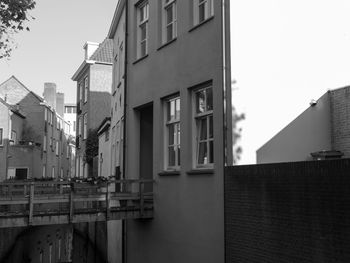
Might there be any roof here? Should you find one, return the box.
[0,97,26,118]
[0,75,44,103]
[89,39,114,64]
[108,0,126,38]
[97,117,111,136]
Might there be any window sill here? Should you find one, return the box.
[158,170,180,176]
[186,169,214,175]
[157,38,177,51]
[189,16,214,33]
[133,54,149,65]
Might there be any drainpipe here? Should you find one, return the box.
[122,1,129,263]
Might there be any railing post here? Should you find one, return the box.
[28,182,34,225]
[106,182,110,220]
[139,181,144,217]
[69,183,74,223]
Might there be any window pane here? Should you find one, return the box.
[199,3,206,22]
[209,140,214,163]
[196,90,206,113]
[141,41,147,56]
[167,24,173,42]
[175,98,180,120]
[206,88,213,111]
[168,100,175,121]
[168,146,176,166]
[166,6,173,24]
[199,118,207,140]
[168,124,175,145]
[209,115,213,138]
[177,146,181,166]
[140,24,147,40]
[176,123,180,145]
[198,142,207,164]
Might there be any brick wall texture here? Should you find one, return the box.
[225,159,350,263]
[330,87,350,157]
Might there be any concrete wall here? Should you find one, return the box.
[124,1,229,262]
[330,86,350,158]
[8,145,41,179]
[257,92,332,163]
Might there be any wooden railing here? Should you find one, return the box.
[0,179,154,227]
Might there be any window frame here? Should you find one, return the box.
[137,1,149,58]
[83,113,88,140]
[0,128,3,146]
[193,0,214,26]
[164,96,181,170]
[192,85,214,168]
[163,0,177,44]
[84,76,88,103]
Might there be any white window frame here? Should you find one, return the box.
[83,113,88,140]
[79,82,83,102]
[164,96,181,170]
[163,0,177,44]
[55,141,59,156]
[194,0,214,25]
[78,117,82,137]
[193,86,214,168]
[137,1,149,58]
[84,76,88,103]
[42,165,46,178]
[43,135,47,152]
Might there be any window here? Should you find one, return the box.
[66,144,70,158]
[73,121,76,132]
[52,166,55,178]
[165,97,180,169]
[0,128,3,146]
[79,82,83,102]
[49,244,52,263]
[84,76,88,103]
[105,129,109,142]
[194,86,213,166]
[39,251,43,263]
[84,162,88,178]
[44,108,47,121]
[49,137,53,147]
[194,0,214,25]
[10,130,17,144]
[163,0,177,43]
[72,107,76,113]
[118,42,124,84]
[42,165,46,178]
[83,113,88,140]
[60,168,63,178]
[43,135,47,151]
[56,141,59,156]
[58,238,61,261]
[137,2,149,58]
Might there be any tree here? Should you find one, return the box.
[231,80,245,164]
[0,0,36,59]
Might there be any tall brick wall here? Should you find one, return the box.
[330,87,350,158]
[225,159,350,262]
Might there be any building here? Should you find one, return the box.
[107,0,232,262]
[256,86,350,163]
[97,117,111,178]
[72,39,113,178]
[64,103,77,137]
[0,76,72,180]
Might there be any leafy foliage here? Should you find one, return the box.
[21,120,40,143]
[0,0,36,59]
[232,106,245,164]
[85,129,98,164]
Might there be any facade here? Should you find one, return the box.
[64,103,77,137]
[72,39,113,178]
[97,117,111,178]
[107,0,232,262]
[0,76,72,180]
[257,86,350,163]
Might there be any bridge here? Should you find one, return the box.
[0,179,154,228]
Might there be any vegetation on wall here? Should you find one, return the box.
[21,121,40,143]
[85,128,98,164]
[0,0,36,59]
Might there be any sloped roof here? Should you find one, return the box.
[0,97,26,118]
[89,39,114,64]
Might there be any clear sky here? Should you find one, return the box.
[1,0,350,164]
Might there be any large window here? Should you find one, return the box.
[84,76,88,103]
[83,113,88,140]
[194,86,213,167]
[165,97,180,169]
[163,0,177,43]
[194,0,214,25]
[78,117,82,137]
[0,128,3,146]
[137,2,149,58]
[79,82,83,102]
[43,135,47,152]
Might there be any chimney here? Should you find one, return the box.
[83,42,99,60]
[43,83,57,110]
[56,92,64,117]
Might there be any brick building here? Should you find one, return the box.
[72,39,113,178]
[257,86,350,163]
[0,76,72,180]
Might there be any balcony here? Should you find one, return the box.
[0,179,154,228]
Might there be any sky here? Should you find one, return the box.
[1,0,350,164]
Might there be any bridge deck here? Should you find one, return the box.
[0,179,154,228]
